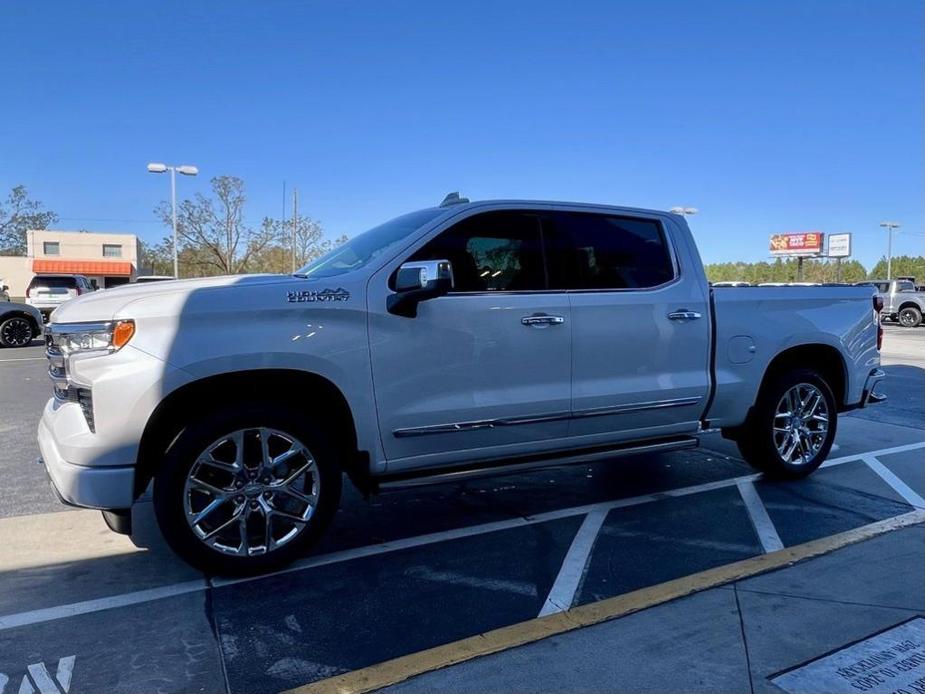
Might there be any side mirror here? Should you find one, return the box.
[1,285,8,292]
[387,260,454,317]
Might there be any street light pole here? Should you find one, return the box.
[147,162,199,279]
[879,221,901,280]
[170,167,178,280]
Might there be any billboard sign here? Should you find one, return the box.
[769,232,825,256]
[828,233,851,258]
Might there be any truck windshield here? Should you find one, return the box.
[294,208,446,279]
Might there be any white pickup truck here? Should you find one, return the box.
[38,196,886,574]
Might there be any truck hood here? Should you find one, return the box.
[50,274,293,323]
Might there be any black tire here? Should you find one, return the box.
[898,306,922,328]
[153,402,343,575]
[735,368,837,479]
[0,315,35,347]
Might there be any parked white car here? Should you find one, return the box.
[38,197,886,573]
[26,274,96,320]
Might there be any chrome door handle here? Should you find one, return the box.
[667,310,702,321]
[521,313,565,327]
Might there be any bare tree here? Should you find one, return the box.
[259,214,347,270]
[155,176,277,275]
[0,185,59,255]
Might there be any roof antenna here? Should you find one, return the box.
[439,192,469,207]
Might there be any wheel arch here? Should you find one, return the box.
[721,342,847,443]
[759,343,847,409]
[135,369,363,499]
[897,301,923,313]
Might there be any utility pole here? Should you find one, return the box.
[291,188,299,273]
[879,221,901,279]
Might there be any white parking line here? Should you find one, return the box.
[0,580,207,631]
[538,507,609,616]
[736,480,784,553]
[0,357,45,362]
[1,441,922,631]
[862,455,925,509]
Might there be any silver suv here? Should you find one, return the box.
[859,279,925,328]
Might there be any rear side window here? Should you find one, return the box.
[896,281,915,292]
[410,212,547,292]
[549,213,675,290]
[28,276,77,289]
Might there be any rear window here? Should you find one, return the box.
[28,276,77,289]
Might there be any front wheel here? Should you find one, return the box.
[735,369,837,479]
[0,316,34,347]
[898,306,922,328]
[153,403,342,575]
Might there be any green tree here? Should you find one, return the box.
[704,258,871,284]
[0,185,59,255]
[868,256,925,283]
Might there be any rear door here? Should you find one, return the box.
[549,210,711,443]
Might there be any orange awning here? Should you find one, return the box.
[33,259,133,276]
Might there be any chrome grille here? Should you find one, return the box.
[45,333,68,401]
[45,331,95,431]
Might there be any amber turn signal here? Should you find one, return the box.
[112,320,135,349]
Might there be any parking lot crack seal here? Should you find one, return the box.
[729,586,924,613]
[733,583,756,694]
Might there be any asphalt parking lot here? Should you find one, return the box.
[0,326,922,693]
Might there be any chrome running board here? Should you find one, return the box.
[377,435,699,490]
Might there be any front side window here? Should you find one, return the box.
[43,241,60,255]
[102,244,122,258]
[549,213,675,290]
[410,212,546,292]
[896,281,915,293]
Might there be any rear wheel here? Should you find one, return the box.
[153,403,342,575]
[735,368,837,479]
[0,316,34,347]
[898,306,922,328]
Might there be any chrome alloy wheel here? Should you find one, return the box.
[183,428,320,556]
[1,317,32,346]
[772,383,829,465]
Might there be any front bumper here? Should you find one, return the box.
[37,413,134,510]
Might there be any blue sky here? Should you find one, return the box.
[1,1,922,268]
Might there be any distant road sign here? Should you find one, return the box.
[828,233,852,258]
[769,232,825,256]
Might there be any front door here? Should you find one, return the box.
[367,210,572,470]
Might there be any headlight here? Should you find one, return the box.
[50,320,135,355]
[45,320,135,433]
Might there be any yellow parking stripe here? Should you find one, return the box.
[285,510,925,694]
